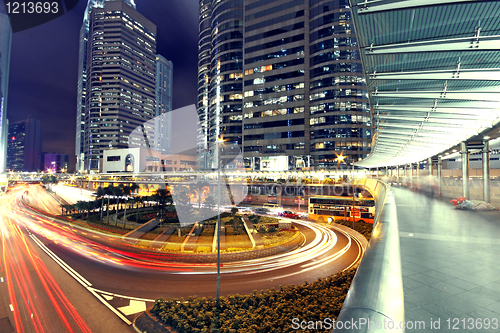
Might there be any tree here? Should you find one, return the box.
[154,189,173,219]
[190,180,210,209]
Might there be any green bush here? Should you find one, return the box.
[336,220,373,240]
[267,226,277,233]
[151,268,357,332]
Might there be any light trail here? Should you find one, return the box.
[7,185,362,277]
[0,188,92,333]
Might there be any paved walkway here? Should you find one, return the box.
[123,219,160,240]
[393,187,500,332]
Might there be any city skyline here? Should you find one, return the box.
[197,0,372,171]
[3,0,199,172]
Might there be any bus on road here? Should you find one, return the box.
[308,195,375,224]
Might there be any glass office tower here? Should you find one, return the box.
[84,0,156,172]
[154,55,173,154]
[0,13,11,173]
[76,0,138,173]
[197,0,371,170]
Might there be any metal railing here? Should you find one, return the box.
[334,182,405,332]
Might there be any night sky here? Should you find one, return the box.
[2,0,199,172]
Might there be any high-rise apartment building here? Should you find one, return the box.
[7,117,43,172]
[197,0,372,171]
[76,0,137,173]
[154,55,173,154]
[83,0,157,172]
[0,13,12,174]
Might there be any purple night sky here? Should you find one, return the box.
[3,0,199,171]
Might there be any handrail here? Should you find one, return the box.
[334,182,405,332]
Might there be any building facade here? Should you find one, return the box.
[0,13,12,174]
[44,153,69,174]
[197,0,371,171]
[7,117,43,172]
[76,0,137,173]
[154,55,173,154]
[103,147,196,173]
[79,0,157,173]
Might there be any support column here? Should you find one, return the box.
[483,140,491,203]
[437,157,442,197]
[428,157,433,176]
[385,166,388,176]
[410,163,414,189]
[396,165,400,184]
[461,142,469,199]
[416,162,420,177]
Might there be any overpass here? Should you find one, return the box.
[335,1,500,331]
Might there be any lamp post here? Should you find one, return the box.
[216,138,223,307]
[352,163,355,229]
[214,137,225,332]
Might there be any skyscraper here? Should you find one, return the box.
[83,0,157,172]
[197,0,372,171]
[154,55,173,154]
[76,0,139,173]
[0,13,12,174]
[7,117,43,172]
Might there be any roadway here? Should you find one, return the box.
[0,185,365,330]
[392,187,500,332]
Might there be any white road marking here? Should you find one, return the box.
[9,304,13,312]
[118,300,146,316]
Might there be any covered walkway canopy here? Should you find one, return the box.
[351,0,500,167]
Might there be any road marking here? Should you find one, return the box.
[118,300,146,316]
[30,234,92,287]
[94,289,154,302]
[103,294,113,301]
[88,287,132,325]
[9,304,13,312]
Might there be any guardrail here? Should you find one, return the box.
[334,180,405,332]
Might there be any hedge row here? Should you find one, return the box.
[151,268,356,333]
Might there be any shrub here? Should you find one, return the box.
[267,226,277,233]
[151,268,357,332]
[196,246,211,253]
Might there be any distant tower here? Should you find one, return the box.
[83,0,157,172]
[7,117,43,172]
[76,0,137,173]
[0,13,12,173]
[154,55,173,154]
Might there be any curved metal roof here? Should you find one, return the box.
[350,0,500,167]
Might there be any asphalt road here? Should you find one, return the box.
[2,184,364,330]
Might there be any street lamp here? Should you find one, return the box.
[215,136,225,331]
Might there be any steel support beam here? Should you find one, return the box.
[356,0,480,14]
[483,140,491,203]
[370,69,500,81]
[461,142,469,199]
[365,35,500,53]
[437,157,442,197]
[373,91,500,102]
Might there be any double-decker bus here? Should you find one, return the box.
[308,196,376,224]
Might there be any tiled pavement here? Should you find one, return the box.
[393,188,500,332]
